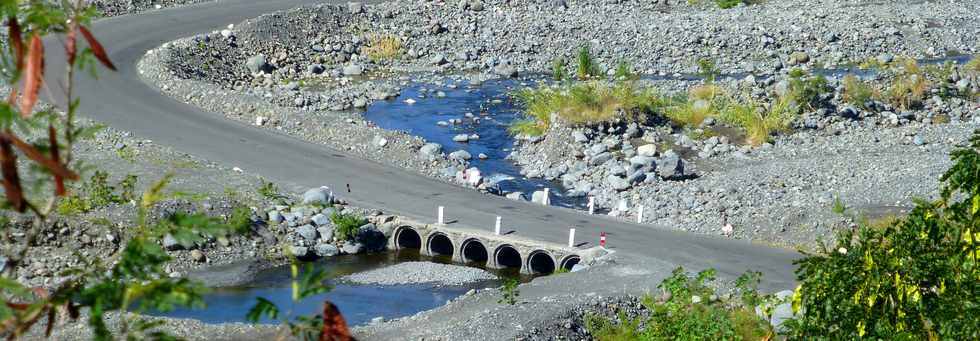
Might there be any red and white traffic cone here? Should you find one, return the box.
[599,232,606,247]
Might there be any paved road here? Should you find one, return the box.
[45,0,800,289]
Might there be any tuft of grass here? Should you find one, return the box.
[511,81,664,133]
[507,119,547,137]
[882,58,930,111]
[716,95,797,146]
[664,84,725,127]
[330,212,367,241]
[363,34,402,63]
[715,0,743,9]
[576,45,601,81]
[832,194,847,215]
[613,60,636,80]
[965,56,980,76]
[841,74,877,109]
[551,57,567,82]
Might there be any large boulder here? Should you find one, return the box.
[343,64,364,76]
[315,243,340,257]
[606,175,631,191]
[449,150,472,162]
[311,213,330,226]
[245,54,270,73]
[636,144,657,157]
[302,186,335,205]
[531,190,550,205]
[657,151,686,180]
[296,224,318,241]
[419,143,443,158]
[342,242,365,255]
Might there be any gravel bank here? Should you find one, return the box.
[341,261,497,286]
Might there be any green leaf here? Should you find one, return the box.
[246,297,279,323]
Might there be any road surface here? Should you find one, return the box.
[44,0,800,289]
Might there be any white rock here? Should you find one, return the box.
[404,98,417,104]
[637,144,657,157]
[220,29,233,38]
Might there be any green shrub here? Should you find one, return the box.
[787,130,980,339]
[831,194,847,215]
[512,81,664,133]
[787,68,830,111]
[715,0,743,9]
[585,268,773,340]
[498,278,520,305]
[841,74,877,109]
[576,45,601,81]
[696,58,720,83]
[330,212,366,241]
[507,119,547,137]
[257,179,280,199]
[965,56,980,76]
[56,195,90,216]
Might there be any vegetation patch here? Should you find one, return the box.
[510,80,664,136]
[362,34,402,63]
[330,212,367,241]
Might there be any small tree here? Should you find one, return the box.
[788,130,980,339]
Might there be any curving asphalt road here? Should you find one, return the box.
[44,0,800,289]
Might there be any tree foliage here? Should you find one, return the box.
[788,130,980,339]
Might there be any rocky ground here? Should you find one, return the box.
[92,0,212,17]
[341,261,497,286]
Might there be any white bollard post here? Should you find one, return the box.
[637,205,644,223]
[437,206,445,225]
[543,188,551,206]
[568,228,576,248]
[494,216,502,235]
[588,197,595,215]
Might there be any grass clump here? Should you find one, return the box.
[841,74,878,109]
[664,84,726,128]
[498,278,520,305]
[787,68,830,111]
[717,95,796,146]
[363,34,402,63]
[330,212,367,241]
[57,171,137,216]
[552,57,568,82]
[576,45,602,81]
[886,58,930,111]
[586,268,776,340]
[511,81,664,136]
[965,56,980,76]
[613,60,636,81]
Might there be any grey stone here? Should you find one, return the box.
[419,143,442,157]
[590,152,613,166]
[506,192,527,201]
[290,245,309,257]
[317,226,334,241]
[296,224,318,241]
[658,152,686,179]
[302,186,334,205]
[606,175,631,191]
[342,242,365,254]
[190,250,205,263]
[268,210,283,224]
[913,135,925,146]
[453,134,469,142]
[431,54,448,65]
[626,171,646,185]
[493,64,518,78]
[163,233,182,251]
[572,130,589,143]
[342,64,364,76]
[636,144,657,157]
[245,54,269,73]
[449,150,472,161]
[589,144,608,155]
[531,190,550,205]
[311,213,330,226]
[348,2,365,13]
[315,243,340,257]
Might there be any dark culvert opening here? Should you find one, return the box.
[560,255,581,271]
[495,245,522,269]
[528,251,556,274]
[395,227,422,249]
[428,233,454,256]
[461,239,489,264]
